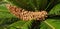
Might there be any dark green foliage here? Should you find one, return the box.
[7,0,48,11]
[46,0,60,12]
[0,0,60,29]
[7,0,60,12]
[0,4,20,29]
[0,0,3,1]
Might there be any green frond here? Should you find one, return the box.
[7,0,48,11]
[6,20,33,29]
[46,0,60,12]
[49,3,60,15]
[0,0,60,29]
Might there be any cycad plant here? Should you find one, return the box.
[2,0,60,29]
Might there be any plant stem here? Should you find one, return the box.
[44,21,55,29]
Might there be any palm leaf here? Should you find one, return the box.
[7,20,33,29]
[49,3,60,15]
[7,0,48,11]
[46,0,60,12]
[0,0,60,29]
[45,3,60,29]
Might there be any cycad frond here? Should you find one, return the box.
[7,0,48,11]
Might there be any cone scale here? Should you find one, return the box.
[6,4,47,21]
